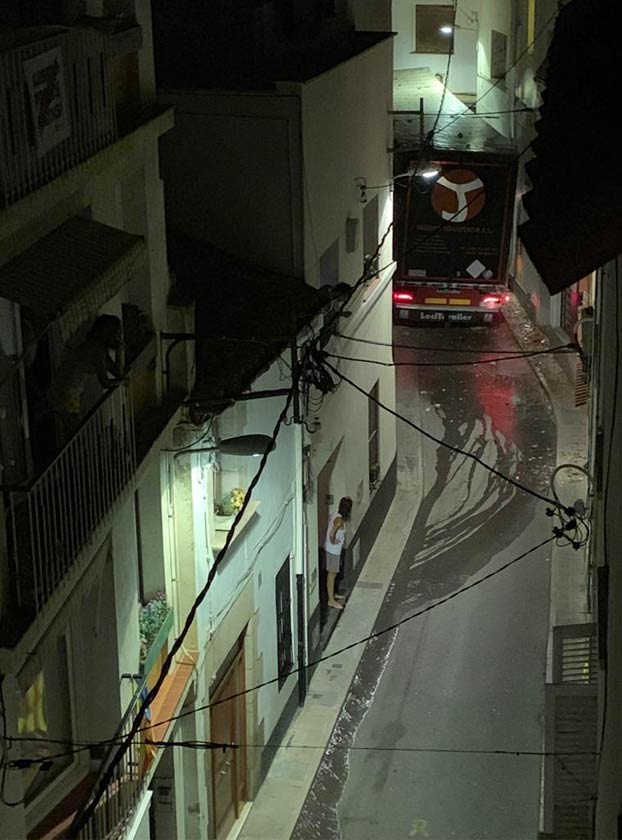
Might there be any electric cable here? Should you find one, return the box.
[321,357,565,511]
[4,736,599,769]
[8,534,555,765]
[69,386,296,836]
[333,332,577,356]
[326,346,577,368]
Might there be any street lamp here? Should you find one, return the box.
[173,434,275,459]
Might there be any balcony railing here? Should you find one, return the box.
[4,383,135,624]
[72,648,197,840]
[74,673,150,840]
[0,25,116,208]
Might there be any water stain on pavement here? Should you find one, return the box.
[292,323,557,840]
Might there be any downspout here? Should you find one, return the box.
[291,338,307,706]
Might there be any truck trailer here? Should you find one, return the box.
[392,149,518,326]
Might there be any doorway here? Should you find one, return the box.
[316,441,342,631]
[210,642,247,838]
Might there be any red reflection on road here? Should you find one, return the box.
[476,372,516,440]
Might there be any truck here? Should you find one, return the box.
[392,149,518,326]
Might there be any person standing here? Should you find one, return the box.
[324,497,352,610]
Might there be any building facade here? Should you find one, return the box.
[0,2,199,837]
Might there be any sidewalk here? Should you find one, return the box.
[239,380,424,840]
[502,298,591,665]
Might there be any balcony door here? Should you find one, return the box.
[210,643,247,838]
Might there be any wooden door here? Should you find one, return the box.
[211,646,247,838]
[316,442,341,627]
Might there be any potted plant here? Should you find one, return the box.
[214,487,245,529]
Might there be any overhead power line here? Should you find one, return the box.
[8,535,555,767]
[326,345,577,368]
[333,333,577,356]
[322,357,562,510]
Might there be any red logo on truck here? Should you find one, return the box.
[431,168,486,223]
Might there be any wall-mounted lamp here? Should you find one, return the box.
[173,434,275,459]
[438,9,478,35]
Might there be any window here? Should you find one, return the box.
[319,239,339,288]
[276,557,293,689]
[368,381,380,490]
[414,5,455,54]
[491,30,507,80]
[17,634,73,802]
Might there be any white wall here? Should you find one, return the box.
[474,0,516,138]
[393,0,478,92]
[296,35,396,618]
[296,37,394,288]
[204,359,300,740]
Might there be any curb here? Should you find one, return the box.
[502,298,590,837]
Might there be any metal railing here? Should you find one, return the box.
[5,384,136,615]
[0,25,116,208]
[73,675,151,840]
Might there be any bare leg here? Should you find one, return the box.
[327,572,343,609]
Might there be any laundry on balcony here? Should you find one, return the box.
[0,216,146,343]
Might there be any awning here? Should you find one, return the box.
[0,216,146,341]
[518,0,622,294]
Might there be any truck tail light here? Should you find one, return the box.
[394,290,414,303]
[503,292,512,303]
[481,294,502,310]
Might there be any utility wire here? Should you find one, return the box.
[333,333,576,356]
[8,535,555,764]
[5,737,599,768]
[69,387,295,835]
[326,346,577,368]
[322,358,562,510]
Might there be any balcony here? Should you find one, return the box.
[3,382,136,643]
[0,218,185,648]
[0,25,117,209]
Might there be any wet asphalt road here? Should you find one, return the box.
[293,319,557,840]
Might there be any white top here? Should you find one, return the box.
[324,512,346,555]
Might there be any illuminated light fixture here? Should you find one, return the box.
[503,292,512,303]
[394,290,415,303]
[480,295,503,310]
[438,9,478,35]
[174,434,275,459]
[418,161,442,180]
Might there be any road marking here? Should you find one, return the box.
[409,819,430,837]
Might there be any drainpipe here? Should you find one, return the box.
[291,339,308,706]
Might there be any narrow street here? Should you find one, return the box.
[292,319,557,840]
